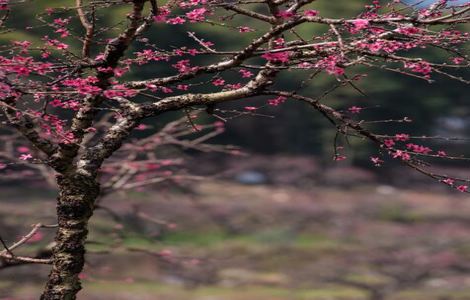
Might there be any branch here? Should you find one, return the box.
[0,223,55,265]
[219,3,276,24]
[76,0,95,58]
[265,91,466,187]
[49,0,149,173]
[0,95,58,157]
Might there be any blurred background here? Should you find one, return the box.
[0,1,469,299]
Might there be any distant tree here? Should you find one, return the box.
[0,0,469,299]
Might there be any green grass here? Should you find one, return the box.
[11,280,365,300]
[11,279,470,300]
[161,230,229,246]
[87,223,349,250]
[80,281,366,300]
[375,204,424,223]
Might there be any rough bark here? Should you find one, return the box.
[40,174,100,300]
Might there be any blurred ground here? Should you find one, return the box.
[1,174,470,300]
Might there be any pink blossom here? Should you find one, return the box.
[135,124,149,131]
[166,17,186,25]
[187,48,198,56]
[146,163,160,170]
[17,146,30,153]
[62,78,101,95]
[348,106,362,114]
[212,78,225,86]
[49,99,63,107]
[53,18,70,27]
[214,121,225,129]
[153,7,170,22]
[14,67,30,77]
[334,155,347,161]
[406,143,432,154]
[61,132,76,144]
[261,51,291,63]
[202,41,214,47]
[457,185,468,192]
[177,84,189,90]
[46,38,69,50]
[351,19,369,32]
[452,57,465,64]
[239,69,253,78]
[244,106,257,111]
[316,56,345,76]
[370,156,384,166]
[103,90,119,99]
[13,40,32,49]
[146,83,158,91]
[113,67,127,77]
[0,0,8,10]
[26,231,44,243]
[19,153,33,160]
[396,26,422,35]
[161,87,173,93]
[135,49,170,63]
[392,150,411,161]
[225,83,242,90]
[65,100,80,110]
[442,178,455,185]
[98,67,114,73]
[273,38,285,46]
[55,28,69,38]
[238,26,254,33]
[383,139,395,148]
[395,133,410,142]
[405,61,432,75]
[267,96,287,106]
[172,59,196,73]
[304,10,318,17]
[437,150,447,157]
[94,54,105,61]
[186,8,207,22]
[276,10,295,19]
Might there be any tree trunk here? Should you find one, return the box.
[41,174,100,300]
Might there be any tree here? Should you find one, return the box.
[0,0,468,299]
